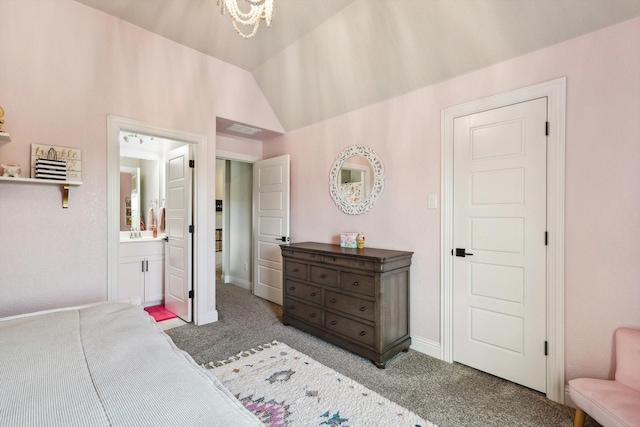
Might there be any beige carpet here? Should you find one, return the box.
[166,282,601,427]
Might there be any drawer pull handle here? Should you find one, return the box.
[293,268,300,273]
[310,255,316,258]
[360,261,365,265]
[360,307,366,312]
[352,281,360,287]
[320,274,327,279]
[330,298,337,303]
[330,320,337,325]
[360,331,366,336]
[310,313,316,318]
[289,286,296,291]
[310,292,317,297]
[289,306,295,309]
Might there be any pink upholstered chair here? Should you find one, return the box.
[569,327,640,427]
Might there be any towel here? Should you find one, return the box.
[148,207,156,228]
[158,207,165,232]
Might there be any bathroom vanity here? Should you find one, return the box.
[119,235,165,307]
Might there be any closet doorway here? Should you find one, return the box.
[215,157,254,290]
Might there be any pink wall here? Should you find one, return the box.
[0,1,282,317]
[263,18,640,382]
[216,134,263,159]
[1,0,638,386]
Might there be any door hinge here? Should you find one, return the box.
[544,341,549,356]
[189,225,194,233]
[189,159,195,168]
[545,121,549,136]
[545,231,548,246]
[188,290,194,299]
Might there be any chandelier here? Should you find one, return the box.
[217,0,275,39]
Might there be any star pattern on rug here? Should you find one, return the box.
[266,369,295,384]
[237,394,292,427]
[320,410,349,426]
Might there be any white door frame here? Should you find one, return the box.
[107,116,210,325]
[441,78,566,403]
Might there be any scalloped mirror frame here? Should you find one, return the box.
[329,145,385,215]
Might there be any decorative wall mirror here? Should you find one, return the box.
[329,145,385,215]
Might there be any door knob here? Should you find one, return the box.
[455,248,473,257]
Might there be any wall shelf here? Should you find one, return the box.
[0,176,82,208]
[0,132,10,141]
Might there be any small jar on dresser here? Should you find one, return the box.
[280,242,413,368]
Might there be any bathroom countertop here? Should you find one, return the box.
[119,231,166,243]
[120,237,165,243]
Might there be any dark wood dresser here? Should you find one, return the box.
[280,242,413,368]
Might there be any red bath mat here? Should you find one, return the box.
[144,305,178,322]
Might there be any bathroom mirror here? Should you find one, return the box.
[329,145,385,215]
[119,131,169,233]
[120,166,140,231]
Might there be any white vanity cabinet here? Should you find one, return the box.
[119,240,164,307]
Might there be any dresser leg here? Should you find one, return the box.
[373,360,386,369]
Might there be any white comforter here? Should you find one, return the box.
[0,302,263,426]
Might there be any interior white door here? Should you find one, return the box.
[253,155,290,305]
[453,98,548,392]
[164,144,193,322]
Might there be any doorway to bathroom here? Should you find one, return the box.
[107,116,211,326]
[118,133,193,321]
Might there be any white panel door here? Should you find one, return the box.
[164,145,192,322]
[453,98,547,392]
[253,155,290,305]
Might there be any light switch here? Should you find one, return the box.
[428,195,438,209]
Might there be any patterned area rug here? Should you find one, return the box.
[205,341,436,427]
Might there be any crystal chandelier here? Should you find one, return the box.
[217,0,275,39]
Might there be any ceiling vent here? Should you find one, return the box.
[227,123,262,135]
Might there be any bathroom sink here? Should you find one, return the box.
[119,231,165,242]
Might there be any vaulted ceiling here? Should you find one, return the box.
[75,0,640,134]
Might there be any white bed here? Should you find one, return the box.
[0,301,263,426]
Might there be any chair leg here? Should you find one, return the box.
[574,407,586,427]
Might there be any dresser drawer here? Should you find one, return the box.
[284,298,323,326]
[340,272,375,296]
[310,266,338,287]
[282,249,323,263]
[285,261,308,281]
[325,313,375,347]
[285,280,321,305]
[325,290,375,322]
[322,255,376,272]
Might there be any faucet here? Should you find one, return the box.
[130,227,141,239]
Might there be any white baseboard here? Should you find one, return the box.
[196,309,218,326]
[410,335,442,359]
[227,277,251,290]
[564,385,576,408]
